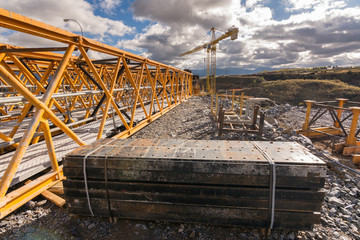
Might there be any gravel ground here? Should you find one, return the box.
[1,96,359,240]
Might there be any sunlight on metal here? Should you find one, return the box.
[0,8,192,219]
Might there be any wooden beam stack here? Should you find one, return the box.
[63,139,326,230]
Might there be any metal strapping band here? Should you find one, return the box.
[83,138,118,216]
[104,155,112,219]
[104,142,124,219]
[251,141,276,229]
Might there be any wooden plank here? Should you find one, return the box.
[63,167,325,190]
[48,181,64,195]
[64,180,325,202]
[65,139,326,166]
[64,198,320,230]
[63,188,323,212]
[41,189,66,207]
[63,158,327,178]
[25,180,66,207]
[62,138,326,230]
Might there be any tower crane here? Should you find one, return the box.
[180,26,239,93]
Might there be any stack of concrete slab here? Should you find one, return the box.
[63,139,326,230]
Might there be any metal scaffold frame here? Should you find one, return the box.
[0,8,192,219]
[297,99,360,162]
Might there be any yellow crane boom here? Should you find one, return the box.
[180,27,239,93]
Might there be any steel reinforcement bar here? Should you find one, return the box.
[0,8,192,219]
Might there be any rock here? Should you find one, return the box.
[342,215,352,222]
[340,224,349,232]
[0,221,7,227]
[135,224,148,230]
[36,200,47,206]
[287,232,295,240]
[329,197,344,207]
[350,223,358,231]
[350,188,358,197]
[330,189,341,198]
[265,116,278,126]
[26,201,36,209]
[328,211,335,217]
[178,224,184,233]
[88,223,96,230]
[340,236,351,240]
[341,207,352,216]
[296,134,313,146]
[322,216,335,226]
[333,231,340,238]
[274,136,285,141]
[189,230,196,238]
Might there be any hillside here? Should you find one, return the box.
[199,74,360,104]
[245,79,360,104]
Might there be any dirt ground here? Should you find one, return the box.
[0,96,359,240]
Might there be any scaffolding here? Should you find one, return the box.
[0,8,192,219]
[297,99,360,163]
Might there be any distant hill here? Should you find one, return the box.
[254,67,360,87]
[196,69,360,104]
[244,79,360,104]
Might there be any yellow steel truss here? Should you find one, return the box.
[0,8,192,219]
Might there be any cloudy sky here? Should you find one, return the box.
[1,0,360,75]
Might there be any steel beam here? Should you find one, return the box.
[0,9,192,219]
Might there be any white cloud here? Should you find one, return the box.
[1,0,360,72]
[245,0,268,8]
[284,0,346,12]
[97,0,122,14]
[0,0,134,45]
[114,0,360,71]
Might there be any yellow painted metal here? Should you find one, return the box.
[97,57,121,139]
[298,99,360,158]
[211,92,214,114]
[41,119,59,172]
[231,90,235,111]
[0,167,63,219]
[80,46,131,130]
[240,92,244,116]
[210,44,216,94]
[215,93,219,121]
[302,100,315,131]
[335,98,348,128]
[0,132,18,148]
[180,27,238,93]
[0,9,192,219]
[297,127,343,138]
[0,44,77,197]
[346,107,360,145]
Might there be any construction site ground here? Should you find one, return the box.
[1,96,359,240]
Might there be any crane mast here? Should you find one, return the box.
[180,27,239,93]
